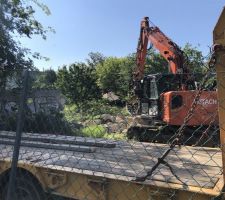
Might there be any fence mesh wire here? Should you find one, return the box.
[0,67,223,200]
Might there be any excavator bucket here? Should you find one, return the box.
[213,7,225,182]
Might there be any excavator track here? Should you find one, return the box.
[127,125,219,147]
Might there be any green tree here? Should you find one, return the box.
[96,44,206,101]
[96,57,133,100]
[86,52,105,68]
[0,0,52,74]
[182,43,205,73]
[0,0,52,113]
[56,63,101,105]
[125,49,169,76]
[144,49,168,74]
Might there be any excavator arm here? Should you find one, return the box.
[133,17,188,93]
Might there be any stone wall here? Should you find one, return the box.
[28,89,66,113]
[1,89,65,114]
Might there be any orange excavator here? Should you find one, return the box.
[127,17,218,146]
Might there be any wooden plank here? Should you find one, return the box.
[0,139,96,153]
[0,131,116,148]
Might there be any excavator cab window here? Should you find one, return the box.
[171,95,183,109]
[143,78,150,98]
[142,77,159,116]
[143,77,158,99]
[150,79,158,99]
[143,74,181,99]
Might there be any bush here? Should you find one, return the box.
[81,124,126,140]
[0,110,77,135]
[63,100,129,140]
[23,111,75,135]
[0,113,17,131]
[81,125,106,138]
[63,100,129,122]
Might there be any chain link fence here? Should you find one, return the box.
[0,66,223,200]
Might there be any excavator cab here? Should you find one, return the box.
[141,74,185,117]
[140,73,218,126]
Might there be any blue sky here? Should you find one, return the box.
[19,0,225,70]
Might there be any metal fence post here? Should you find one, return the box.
[213,8,225,183]
[6,70,29,200]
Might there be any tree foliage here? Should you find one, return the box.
[96,57,134,100]
[0,0,51,72]
[144,43,206,74]
[86,52,105,68]
[56,63,101,105]
[144,49,168,74]
[95,44,207,100]
[0,0,51,38]
[0,0,52,114]
[182,43,205,73]
[95,49,169,99]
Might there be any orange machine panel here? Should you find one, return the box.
[162,91,218,126]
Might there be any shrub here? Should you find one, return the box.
[81,125,106,138]
[0,110,76,135]
[64,100,129,122]
[81,125,126,140]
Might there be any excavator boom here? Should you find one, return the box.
[133,17,187,83]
